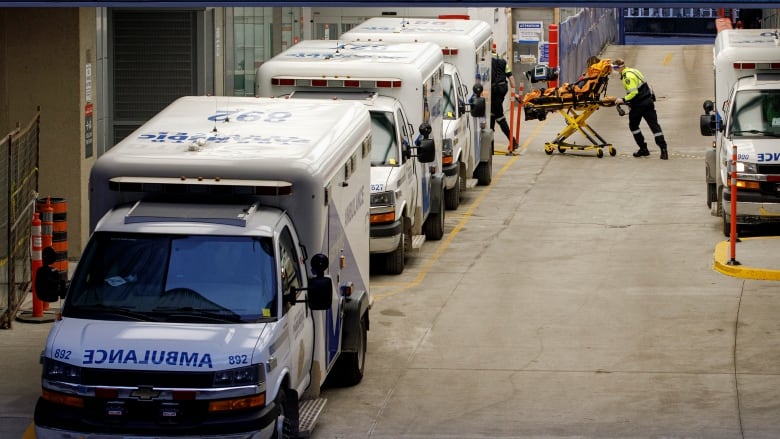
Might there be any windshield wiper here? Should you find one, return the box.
[152,306,243,323]
[74,304,158,322]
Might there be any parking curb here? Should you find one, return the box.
[713,237,780,281]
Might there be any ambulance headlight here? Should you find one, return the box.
[442,138,453,157]
[213,364,264,387]
[736,162,757,173]
[371,191,395,207]
[43,359,82,383]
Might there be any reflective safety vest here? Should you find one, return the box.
[621,67,652,103]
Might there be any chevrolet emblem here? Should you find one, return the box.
[130,387,160,400]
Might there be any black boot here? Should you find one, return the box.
[660,148,668,160]
[633,147,650,158]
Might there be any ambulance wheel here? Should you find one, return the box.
[706,182,716,209]
[272,388,293,439]
[475,154,492,186]
[332,315,367,386]
[722,212,739,237]
[596,149,604,158]
[445,175,461,210]
[609,146,617,156]
[384,235,405,275]
[424,196,445,241]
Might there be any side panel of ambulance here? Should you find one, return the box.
[33,96,372,439]
[343,16,495,194]
[700,29,780,235]
[256,40,446,274]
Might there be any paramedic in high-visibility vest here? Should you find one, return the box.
[612,58,668,160]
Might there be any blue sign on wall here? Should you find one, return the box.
[539,42,549,64]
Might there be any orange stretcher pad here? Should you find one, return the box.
[521,59,619,158]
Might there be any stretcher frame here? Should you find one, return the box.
[542,102,616,158]
[523,74,617,158]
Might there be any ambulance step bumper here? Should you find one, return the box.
[298,398,327,438]
[411,234,426,250]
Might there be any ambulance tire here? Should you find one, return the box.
[332,316,367,386]
[475,154,492,186]
[424,195,445,241]
[444,173,461,210]
[272,388,294,439]
[722,212,740,237]
[384,235,405,275]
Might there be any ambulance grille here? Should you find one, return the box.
[81,368,214,388]
[757,164,780,175]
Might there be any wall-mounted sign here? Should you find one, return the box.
[85,103,93,158]
[516,21,543,44]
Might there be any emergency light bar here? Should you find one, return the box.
[732,62,780,69]
[272,77,402,88]
[441,48,459,56]
[108,176,293,196]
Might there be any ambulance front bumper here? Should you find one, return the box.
[34,396,277,439]
[443,161,459,190]
[370,220,403,254]
[723,189,780,224]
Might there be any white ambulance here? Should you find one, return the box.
[256,40,446,275]
[343,16,495,207]
[34,96,372,439]
[701,29,780,235]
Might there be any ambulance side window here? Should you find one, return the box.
[278,226,302,315]
[397,109,411,163]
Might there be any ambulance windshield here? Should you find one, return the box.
[369,110,401,166]
[731,90,780,137]
[64,233,278,323]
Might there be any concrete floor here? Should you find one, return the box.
[4,41,780,439]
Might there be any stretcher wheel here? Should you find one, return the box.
[558,146,566,154]
[596,148,604,158]
[544,144,554,155]
[609,146,617,156]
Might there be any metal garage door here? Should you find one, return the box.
[110,10,198,145]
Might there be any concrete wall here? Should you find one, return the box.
[1,8,95,258]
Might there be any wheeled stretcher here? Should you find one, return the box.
[522,59,618,158]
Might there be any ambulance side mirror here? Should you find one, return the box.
[700,114,716,136]
[469,84,486,118]
[469,96,486,118]
[414,122,435,164]
[35,246,67,302]
[306,253,333,311]
[416,139,436,163]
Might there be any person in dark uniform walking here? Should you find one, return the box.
[490,45,517,153]
[613,58,668,160]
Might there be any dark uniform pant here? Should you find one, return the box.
[490,83,512,142]
[628,99,667,151]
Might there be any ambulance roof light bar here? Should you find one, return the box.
[271,77,402,88]
[732,62,780,69]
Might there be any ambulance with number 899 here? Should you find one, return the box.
[34,96,372,439]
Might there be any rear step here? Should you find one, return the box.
[411,234,426,250]
[297,398,327,438]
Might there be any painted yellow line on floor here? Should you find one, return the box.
[372,120,547,301]
[663,53,673,66]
